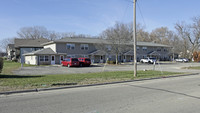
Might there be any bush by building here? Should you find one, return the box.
[0,57,3,73]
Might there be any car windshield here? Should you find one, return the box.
[150,58,156,60]
[72,58,78,61]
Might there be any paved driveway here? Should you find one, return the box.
[13,62,200,75]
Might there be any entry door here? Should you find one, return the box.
[123,56,126,62]
[51,55,55,65]
[100,56,103,63]
[60,55,64,64]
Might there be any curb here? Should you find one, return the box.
[0,73,199,95]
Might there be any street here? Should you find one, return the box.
[1,74,200,113]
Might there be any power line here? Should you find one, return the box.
[137,0,146,27]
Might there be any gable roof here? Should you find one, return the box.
[15,38,49,48]
[42,37,171,48]
[23,48,66,56]
[90,50,107,55]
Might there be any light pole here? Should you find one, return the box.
[133,0,137,77]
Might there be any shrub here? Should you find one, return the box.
[0,57,3,73]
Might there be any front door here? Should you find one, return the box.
[60,55,64,64]
[100,55,103,63]
[51,55,55,65]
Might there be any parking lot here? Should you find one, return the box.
[13,62,200,75]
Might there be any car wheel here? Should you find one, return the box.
[67,64,70,68]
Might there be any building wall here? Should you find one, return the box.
[44,44,56,52]
[43,42,170,63]
[38,55,51,65]
[25,55,37,65]
[56,43,97,55]
[20,47,42,63]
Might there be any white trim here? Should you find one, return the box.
[51,55,55,65]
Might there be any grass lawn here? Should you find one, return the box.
[1,60,42,75]
[0,70,181,92]
[0,60,182,92]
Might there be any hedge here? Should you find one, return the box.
[0,57,3,73]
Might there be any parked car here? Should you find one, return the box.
[78,58,91,67]
[175,58,189,62]
[61,58,80,67]
[140,57,157,64]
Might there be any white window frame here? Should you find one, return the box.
[106,45,111,51]
[67,55,75,58]
[66,43,75,50]
[39,56,44,61]
[45,56,49,61]
[142,47,147,51]
[80,44,89,50]
[39,55,49,62]
[84,55,89,58]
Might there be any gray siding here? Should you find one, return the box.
[56,43,97,55]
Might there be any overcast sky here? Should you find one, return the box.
[1,0,200,40]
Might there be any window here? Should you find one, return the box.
[157,48,161,51]
[142,47,147,51]
[66,43,75,50]
[84,55,89,58]
[67,55,75,58]
[45,56,49,61]
[39,56,44,61]
[106,45,111,51]
[80,44,89,50]
[60,56,64,61]
[40,55,49,61]
[100,56,103,60]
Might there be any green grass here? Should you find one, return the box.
[0,60,183,92]
[1,60,41,75]
[1,60,21,74]
[0,70,181,92]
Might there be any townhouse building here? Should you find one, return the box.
[23,37,171,65]
[14,38,49,63]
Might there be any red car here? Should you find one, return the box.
[78,58,91,67]
[61,58,79,67]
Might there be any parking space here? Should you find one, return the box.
[13,62,200,75]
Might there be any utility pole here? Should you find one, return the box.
[133,0,137,77]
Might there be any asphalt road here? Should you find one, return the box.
[13,62,200,75]
[1,74,200,113]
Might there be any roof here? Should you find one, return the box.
[7,44,15,50]
[42,37,171,48]
[148,51,161,56]
[23,48,66,56]
[15,38,49,48]
[124,50,134,55]
[90,50,107,55]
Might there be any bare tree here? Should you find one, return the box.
[100,22,132,64]
[0,37,15,52]
[175,21,193,59]
[149,27,174,45]
[17,26,49,39]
